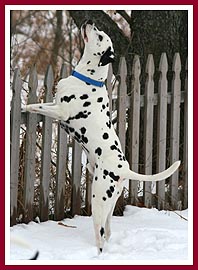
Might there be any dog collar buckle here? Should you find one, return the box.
[71,70,105,88]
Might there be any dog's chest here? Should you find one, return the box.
[58,78,113,150]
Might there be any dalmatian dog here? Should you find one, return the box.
[24,20,180,253]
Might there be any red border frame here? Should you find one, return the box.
[2,1,197,269]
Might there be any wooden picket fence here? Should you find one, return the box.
[10,53,188,226]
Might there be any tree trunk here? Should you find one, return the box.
[50,10,63,72]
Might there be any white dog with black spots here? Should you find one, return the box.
[25,20,180,254]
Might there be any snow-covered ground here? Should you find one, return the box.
[8,206,190,264]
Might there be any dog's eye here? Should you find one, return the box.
[98,35,103,42]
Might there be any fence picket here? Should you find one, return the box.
[129,55,141,205]
[183,58,188,209]
[23,65,38,223]
[40,65,53,221]
[169,53,181,210]
[156,53,168,210]
[143,54,155,208]
[10,69,22,226]
[55,64,68,220]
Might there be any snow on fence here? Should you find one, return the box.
[10,53,188,226]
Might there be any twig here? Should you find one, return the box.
[58,221,77,228]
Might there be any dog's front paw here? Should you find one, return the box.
[21,105,27,112]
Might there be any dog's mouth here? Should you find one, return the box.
[81,20,94,43]
[82,25,88,42]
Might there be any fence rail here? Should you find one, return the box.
[10,53,188,226]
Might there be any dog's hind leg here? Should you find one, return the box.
[105,205,114,242]
[92,209,109,254]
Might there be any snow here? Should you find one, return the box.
[8,206,190,265]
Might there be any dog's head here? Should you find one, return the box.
[81,20,115,66]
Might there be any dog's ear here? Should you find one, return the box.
[99,47,115,66]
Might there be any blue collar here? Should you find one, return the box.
[71,70,105,88]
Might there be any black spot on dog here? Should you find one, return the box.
[87,61,91,64]
[95,176,98,181]
[93,194,95,198]
[110,144,122,154]
[98,35,103,42]
[109,172,119,181]
[106,121,111,129]
[110,186,115,193]
[66,111,91,124]
[69,127,75,133]
[95,147,102,156]
[61,95,76,103]
[87,69,95,74]
[100,227,105,237]
[103,133,109,140]
[80,127,86,134]
[83,101,91,107]
[115,140,118,146]
[118,164,122,168]
[80,94,89,100]
[82,135,88,144]
[106,190,112,198]
[100,248,103,252]
[102,197,106,201]
[75,112,89,120]
[110,145,117,151]
[97,97,103,103]
[103,169,108,176]
[106,111,110,117]
[86,82,91,85]
[74,132,81,140]
[92,88,96,92]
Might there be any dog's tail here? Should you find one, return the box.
[122,161,180,181]
[11,236,39,260]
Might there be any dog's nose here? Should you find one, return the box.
[86,19,93,25]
